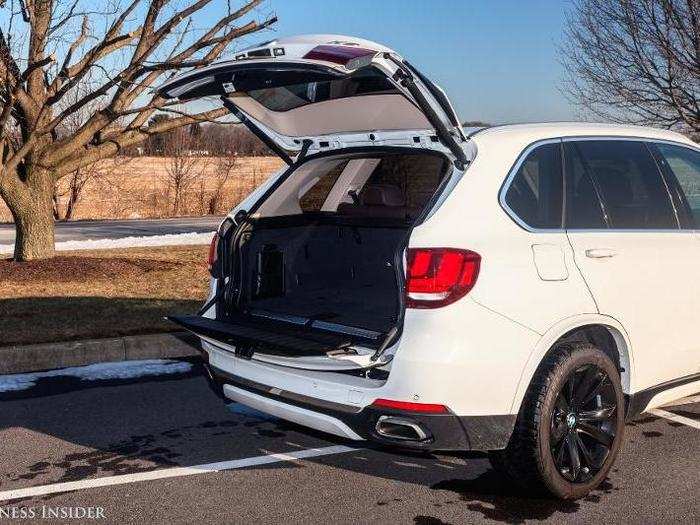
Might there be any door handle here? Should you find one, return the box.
[585,248,618,259]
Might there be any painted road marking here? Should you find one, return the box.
[0,445,356,503]
[648,408,700,430]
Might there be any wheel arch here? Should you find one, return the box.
[509,314,634,414]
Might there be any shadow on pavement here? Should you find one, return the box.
[0,296,201,346]
[0,361,621,522]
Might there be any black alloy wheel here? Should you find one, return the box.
[488,342,625,499]
[549,363,619,483]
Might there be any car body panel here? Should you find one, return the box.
[567,229,700,391]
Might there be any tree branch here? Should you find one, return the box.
[56,106,228,176]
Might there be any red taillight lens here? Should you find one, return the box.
[208,233,219,274]
[405,248,481,309]
[371,398,449,414]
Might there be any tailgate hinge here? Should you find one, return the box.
[295,139,313,164]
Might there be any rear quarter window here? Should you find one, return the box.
[504,142,563,229]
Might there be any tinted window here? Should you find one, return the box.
[298,161,349,212]
[246,68,399,112]
[654,143,700,228]
[504,143,563,229]
[567,140,677,229]
[564,143,607,228]
[296,154,446,220]
[360,154,446,211]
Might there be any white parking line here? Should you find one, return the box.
[648,408,700,430]
[0,445,356,503]
[661,395,700,407]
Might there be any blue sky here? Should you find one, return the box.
[0,0,576,124]
[258,0,576,124]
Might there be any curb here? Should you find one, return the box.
[0,332,201,375]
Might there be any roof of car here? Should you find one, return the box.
[469,122,697,147]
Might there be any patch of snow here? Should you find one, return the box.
[0,359,193,393]
[0,376,38,392]
[0,231,214,254]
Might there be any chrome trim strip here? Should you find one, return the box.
[168,76,214,97]
[560,136,699,150]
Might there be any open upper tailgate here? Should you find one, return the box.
[157,34,468,167]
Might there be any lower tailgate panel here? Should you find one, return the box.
[168,315,355,357]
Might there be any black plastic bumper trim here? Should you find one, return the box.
[206,364,516,451]
[626,372,700,420]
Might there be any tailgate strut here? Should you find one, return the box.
[384,54,468,170]
[220,96,294,166]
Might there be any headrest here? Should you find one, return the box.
[360,184,405,207]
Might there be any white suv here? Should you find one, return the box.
[159,35,700,499]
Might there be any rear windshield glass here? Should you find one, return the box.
[245,68,400,112]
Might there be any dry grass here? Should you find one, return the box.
[0,245,210,346]
[0,156,284,222]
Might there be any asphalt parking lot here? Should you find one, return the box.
[0,358,698,524]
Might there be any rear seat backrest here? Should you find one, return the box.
[360,184,406,207]
[337,184,417,219]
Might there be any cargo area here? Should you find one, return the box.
[169,150,451,363]
[227,150,449,340]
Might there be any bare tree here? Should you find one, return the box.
[0,0,276,260]
[162,127,204,215]
[561,0,700,132]
[54,155,132,220]
[52,83,132,220]
[54,164,91,220]
[202,121,272,156]
[209,152,237,214]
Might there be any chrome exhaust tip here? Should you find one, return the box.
[375,415,430,441]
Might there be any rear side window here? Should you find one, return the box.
[566,140,677,229]
[653,143,700,228]
[564,142,607,228]
[504,142,563,229]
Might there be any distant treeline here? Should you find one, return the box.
[119,116,500,158]
[121,117,273,157]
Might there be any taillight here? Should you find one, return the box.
[405,248,481,309]
[371,398,449,414]
[208,233,219,275]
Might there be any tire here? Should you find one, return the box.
[489,342,625,499]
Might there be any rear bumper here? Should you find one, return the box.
[206,363,515,452]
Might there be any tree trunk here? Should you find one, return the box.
[13,203,55,260]
[2,169,56,261]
